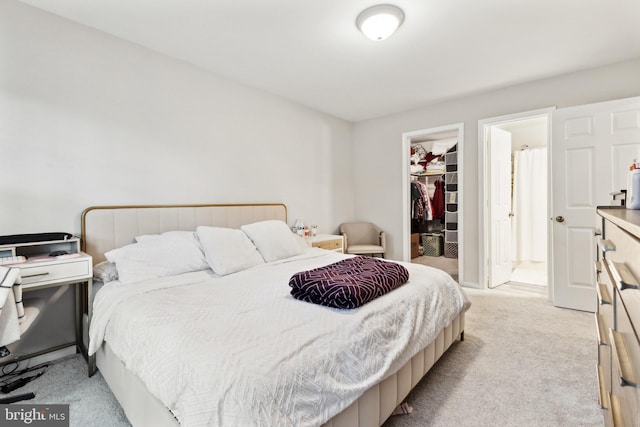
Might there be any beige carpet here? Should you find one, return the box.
[383,283,601,427]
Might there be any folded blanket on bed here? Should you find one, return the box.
[289,256,409,309]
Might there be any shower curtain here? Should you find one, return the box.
[511,147,547,262]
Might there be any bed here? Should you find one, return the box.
[81,203,469,427]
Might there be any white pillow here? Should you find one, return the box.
[196,226,264,276]
[105,231,209,284]
[137,231,209,271]
[241,220,303,262]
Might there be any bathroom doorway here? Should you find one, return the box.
[479,109,552,291]
[496,117,548,287]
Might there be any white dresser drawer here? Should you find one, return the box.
[19,255,92,288]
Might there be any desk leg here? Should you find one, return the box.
[75,283,81,354]
[77,278,96,377]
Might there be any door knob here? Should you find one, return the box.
[555,216,565,223]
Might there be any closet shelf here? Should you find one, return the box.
[411,172,445,177]
[444,143,458,259]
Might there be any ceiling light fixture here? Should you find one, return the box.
[356,4,404,41]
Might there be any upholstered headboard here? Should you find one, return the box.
[81,203,288,264]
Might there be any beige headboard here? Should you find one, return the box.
[81,203,288,264]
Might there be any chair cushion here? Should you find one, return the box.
[347,244,385,254]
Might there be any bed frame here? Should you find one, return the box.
[81,203,465,427]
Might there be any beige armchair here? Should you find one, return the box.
[339,222,386,258]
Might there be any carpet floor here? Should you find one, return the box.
[384,283,601,427]
[1,283,601,427]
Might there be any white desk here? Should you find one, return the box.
[0,238,92,369]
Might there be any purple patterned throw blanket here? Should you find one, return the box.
[289,256,410,309]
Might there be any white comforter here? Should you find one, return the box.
[89,249,468,427]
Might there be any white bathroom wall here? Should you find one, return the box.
[0,0,355,237]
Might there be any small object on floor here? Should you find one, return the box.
[1,371,44,393]
[0,392,35,404]
[391,401,413,416]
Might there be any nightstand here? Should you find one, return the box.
[309,234,344,253]
[0,237,92,368]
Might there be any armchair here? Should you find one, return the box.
[339,222,386,258]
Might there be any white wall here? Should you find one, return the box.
[497,117,548,151]
[353,58,640,287]
[0,0,355,238]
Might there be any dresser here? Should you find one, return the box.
[596,207,640,426]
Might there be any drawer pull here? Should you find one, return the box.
[609,329,639,387]
[597,365,610,410]
[21,272,50,279]
[596,283,611,305]
[598,239,616,252]
[594,260,601,282]
[595,314,607,346]
[607,259,639,291]
[594,260,602,274]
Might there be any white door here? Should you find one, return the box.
[488,127,512,288]
[552,96,640,311]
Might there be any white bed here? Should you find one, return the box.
[81,203,468,427]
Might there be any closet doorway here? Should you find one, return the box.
[479,109,552,293]
[402,124,463,284]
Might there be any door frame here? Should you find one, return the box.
[401,123,464,286]
[478,107,555,296]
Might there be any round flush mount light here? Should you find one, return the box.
[356,4,404,41]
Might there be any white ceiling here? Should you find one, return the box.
[17,0,640,122]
